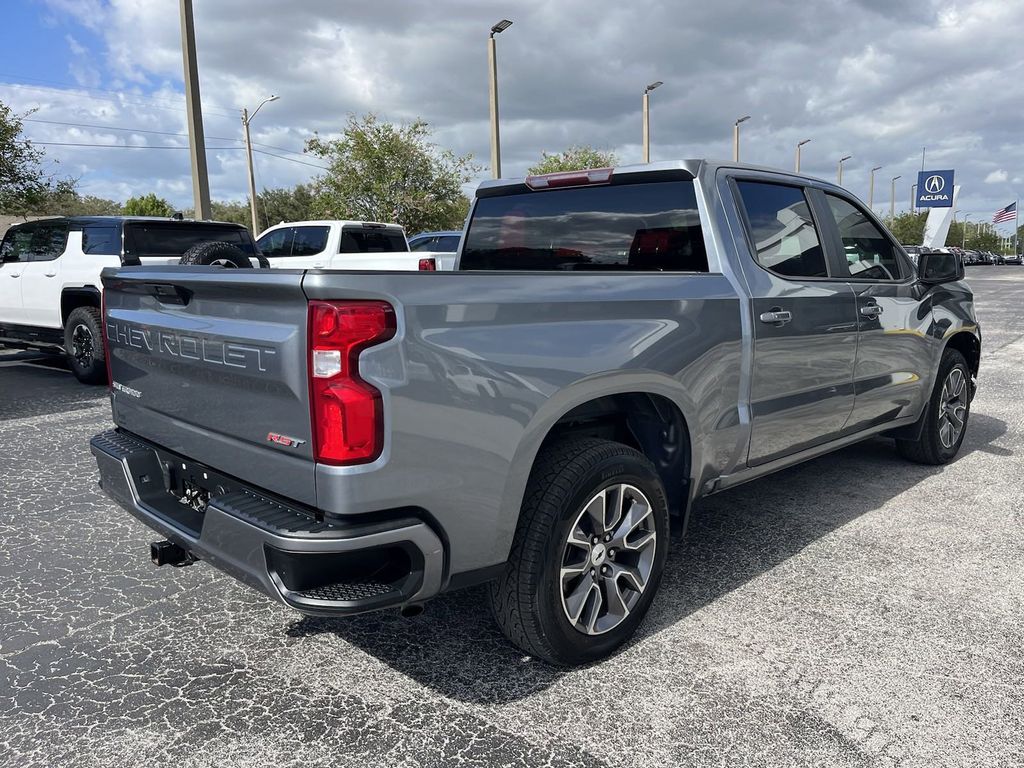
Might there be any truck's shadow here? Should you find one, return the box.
[288,412,1009,704]
[0,351,106,421]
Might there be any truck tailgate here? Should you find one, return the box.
[102,267,317,507]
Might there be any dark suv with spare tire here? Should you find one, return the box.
[0,215,262,383]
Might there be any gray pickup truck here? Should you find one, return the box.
[91,160,979,665]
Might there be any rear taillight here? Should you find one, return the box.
[308,300,396,465]
[418,257,437,271]
[101,290,112,388]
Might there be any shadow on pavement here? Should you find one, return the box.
[290,413,1007,704]
[0,350,107,421]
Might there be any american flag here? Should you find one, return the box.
[993,201,1017,223]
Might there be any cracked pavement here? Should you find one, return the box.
[1,268,1023,767]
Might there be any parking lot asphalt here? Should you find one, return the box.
[1,267,1023,768]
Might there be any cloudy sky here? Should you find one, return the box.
[3,0,1022,231]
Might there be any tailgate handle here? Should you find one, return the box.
[146,283,192,306]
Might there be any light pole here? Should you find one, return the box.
[642,81,663,164]
[733,115,750,162]
[837,155,852,185]
[241,94,279,235]
[487,19,512,179]
[795,139,811,173]
[889,175,901,219]
[962,214,973,248]
[179,0,211,219]
[910,183,917,214]
[868,165,882,210]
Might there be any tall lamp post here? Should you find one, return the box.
[795,139,811,173]
[488,19,513,179]
[733,115,750,162]
[642,81,663,163]
[837,155,852,185]
[868,166,883,211]
[962,213,973,248]
[910,183,917,214]
[179,0,211,219]
[241,94,279,235]
[889,175,901,219]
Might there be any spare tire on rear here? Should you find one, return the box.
[178,240,252,268]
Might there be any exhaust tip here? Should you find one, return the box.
[400,604,424,618]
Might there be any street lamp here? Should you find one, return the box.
[241,94,279,235]
[733,115,750,162]
[488,19,513,179]
[868,166,883,210]
[837,155,852,185]
[910,183,917,214]
[642,81,663,164]
[962,213,973,248]
[795,139,811,173]
[889,175,901,219]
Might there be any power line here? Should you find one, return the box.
[0,81,238,120]
[24,139,330,170]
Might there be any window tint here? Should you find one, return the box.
[257,228,293,257]
[736,181,827,278]
[291,226,329,256]
[25,223,69,262]
[83,224,120,255]
[0,227,34,263]
[339,228,407,253]
[125,223,255,256]
[461,181,708,272]
[409,236,434,252]
[825,195,902,280]
[437,235,460,251]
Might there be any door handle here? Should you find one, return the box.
[860,304,883,317]
[9,272,20,278]
[759,309,792,325]
[45,271,57,277]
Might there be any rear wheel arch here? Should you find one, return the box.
[60,287,101,327]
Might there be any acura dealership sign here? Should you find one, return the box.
[917,169,955,208]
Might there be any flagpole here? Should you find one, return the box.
[1015,199,1019,257]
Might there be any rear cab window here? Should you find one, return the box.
[124,222,255,258]
[339,227,407,253]
[461,181,709,272]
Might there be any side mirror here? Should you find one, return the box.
[918,250,964,284]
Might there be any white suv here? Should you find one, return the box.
[0,216,259,383]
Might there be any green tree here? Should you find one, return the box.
[0,101,69,214]
[34,187,122,216]
[884,212,927,245]
[123,193,173,217]
[209,199,250,227]
[305,114,477,234]
[527,145,618,175]
[258,184,316,229]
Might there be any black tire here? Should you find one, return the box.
[897,348,971,464]
[64,306,107,385]
[488,437,670,666]
[178,240,252,268]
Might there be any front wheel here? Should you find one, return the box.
[897,348,971,464]
[64,306,107,384]
[488,437,669,666]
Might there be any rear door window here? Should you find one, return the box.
[735,181,828,278]
[291,226,330,256]
[339,227,407,253]
[82,224,121,255]
[436,235,461,251]
[824,194,904,280]
[461,181,708,271]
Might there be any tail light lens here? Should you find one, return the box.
[101,290,112,388]
[418,257,437,271]
[308,300,396,465]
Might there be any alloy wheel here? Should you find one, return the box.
[937,367,968,449]
[71,323,94,368]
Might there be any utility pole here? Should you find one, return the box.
[642,81,662,163]
[488,20,512,179]
[179,0,210,219]
[241,95,278,235]
[733,115,750,162]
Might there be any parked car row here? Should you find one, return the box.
[0,214,462,382]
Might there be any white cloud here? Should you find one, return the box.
[985,169,1008,184]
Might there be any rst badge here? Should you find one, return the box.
[267,432,306,448]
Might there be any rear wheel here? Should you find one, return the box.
[897,348,971,464]
[64,306,107,384]
[488,437,669,666]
